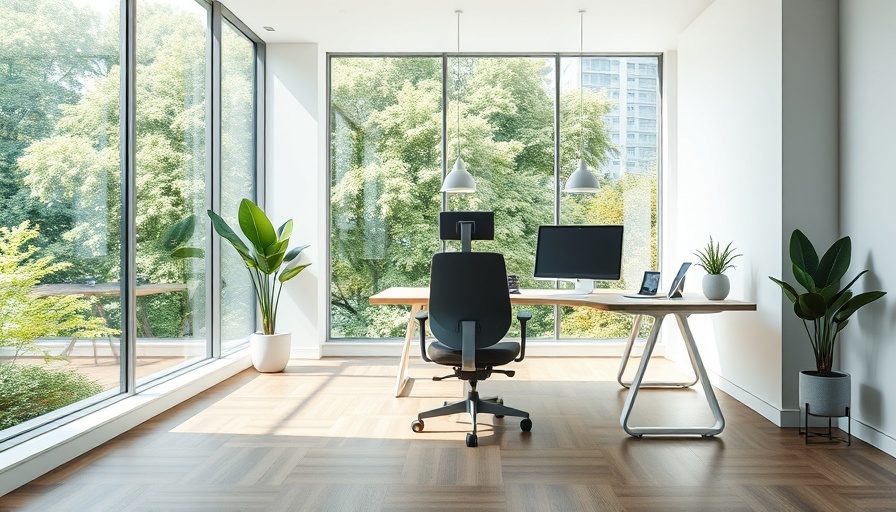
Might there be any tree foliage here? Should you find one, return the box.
[330,57,658,339]
[0,0,116,263]
[0,222,115,359]
[14,2,215,337]
[0,362,103,430]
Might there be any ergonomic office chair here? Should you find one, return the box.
[411,249,532,447]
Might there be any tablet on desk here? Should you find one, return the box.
[624,271,660,299]
[666,262,691,299]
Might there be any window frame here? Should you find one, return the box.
[325,52,663,343]
[0,0,265,450]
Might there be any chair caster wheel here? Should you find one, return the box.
[520,418,532,432]
[466,433,478,447]
[411,419,424,433]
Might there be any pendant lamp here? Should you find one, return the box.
[565,10,601,193]
[441,10,476,193]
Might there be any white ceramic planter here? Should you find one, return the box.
[249,332,292,373]
[799,370,850,417]
[702,274,730,300]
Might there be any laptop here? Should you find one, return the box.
[624,271,661,298]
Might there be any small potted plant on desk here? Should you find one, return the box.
[208,199,310,373]
[694,236,741,300]
[769,229,885,442]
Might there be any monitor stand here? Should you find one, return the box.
[574,279,594,294]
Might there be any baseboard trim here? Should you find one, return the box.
[322,339,664,358]
[698,372,896,452]
[289,347,322,359]
[839,417,896,458]
[707,372,797,427]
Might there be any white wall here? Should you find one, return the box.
[840,0,896,455]
[780,0,841,414]
[677,0,785,422]
[676,0,840,426]
[265,44,324,359]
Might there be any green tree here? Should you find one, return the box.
[330,57,624,338]
[0,363,103,430]
[18,3,209,336]
[0,222,114,360]
[0,0,116,263]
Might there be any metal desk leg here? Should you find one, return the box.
[395,304,422,397]
[617,314,699,389]
[620,313,725,437]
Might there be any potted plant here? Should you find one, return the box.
[694,236,741,300]
[769,229,885,418]
[208,199,310,372]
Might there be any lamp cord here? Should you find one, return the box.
[579,10,585,160]
[456,10,462,161]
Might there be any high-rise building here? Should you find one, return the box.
[581,57,659,178]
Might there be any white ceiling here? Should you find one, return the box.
[222,0,715,53]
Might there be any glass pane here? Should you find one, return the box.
[220,19,256,353]
[559,56,659,339]
[328,55,660,343]
[135,0,210,383]
[0,0,121,432]
[330,57,443,338]
[445,57,556,338]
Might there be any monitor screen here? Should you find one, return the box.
[533,225,624,281]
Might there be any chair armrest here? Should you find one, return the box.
[515,311,532,362]
[415,311,432,363]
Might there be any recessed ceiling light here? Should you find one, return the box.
[263,26,275,31]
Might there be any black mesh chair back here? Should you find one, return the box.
[428,251,511,351]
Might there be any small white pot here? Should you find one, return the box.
[702,274,730,300]
[250,332,292,373]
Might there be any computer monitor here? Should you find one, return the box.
[439,211,495,251]
[533,225,624,293]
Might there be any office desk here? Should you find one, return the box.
[369,287,756,437]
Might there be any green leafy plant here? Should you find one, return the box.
[161,215,205,259]
[0,222,116,361]
[769,229,886,375]
[0,363,103,430]
[207,199,310,335]
[694,236,741,275]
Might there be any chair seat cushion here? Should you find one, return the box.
[428,341,520,367]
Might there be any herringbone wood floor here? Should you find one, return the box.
[3,356,896,511]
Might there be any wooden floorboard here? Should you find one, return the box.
[3,356,895,511]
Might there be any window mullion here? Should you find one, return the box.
[119,0,137,394]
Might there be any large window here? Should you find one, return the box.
[0,0,122,435]
[559,56,658,338]
[0,0,262,440]
[330,57,443,338]
[329,54,660,341]
[135,0,210,384]
[220,19,258,354]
